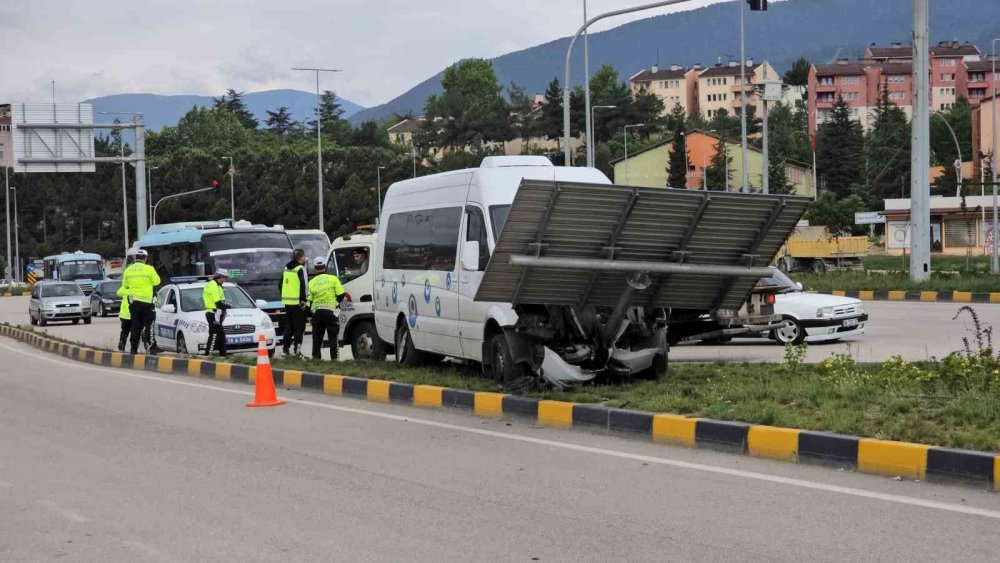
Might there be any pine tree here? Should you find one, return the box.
[508,82,539,150]
[783,57,811,87]
[213,89,258,129]
[540,77,564,141]
[705,137,732,191]
[311,90,352,145]
[667,123,688,188]
[665,103,686,134]
[265,106,293,136]
[864,83,910,207]
[816,95,864,197]
[768,158,794,194]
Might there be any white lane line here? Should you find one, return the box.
[37,499,91,523]
[4,340,1000,520]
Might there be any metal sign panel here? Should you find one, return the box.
[854,211,886,225]
[11,103,96,173]
[475,180,811,312]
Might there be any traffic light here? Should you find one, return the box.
[212,179,220,188]
[747,0,768,10]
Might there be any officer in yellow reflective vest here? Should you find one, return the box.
[203,269,231,356]
[116,283,131,352]
[121,249,161,355]
[280,248,308,357]
[308,257,345,361]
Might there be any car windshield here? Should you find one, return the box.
[60,260,103,281]
[289,233,330,263]
[208,249,291,302]
[100,281,122,294]
[757,269,800,293]
[489,205,510,240]
[333,246,369,284]
[180,285,256,312]
[41,284,83,298]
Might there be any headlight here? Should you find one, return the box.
[816,306,834,318]
[856,303,865,315]
[190,321,209,334]
[261,317,273,330]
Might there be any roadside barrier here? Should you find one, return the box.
[2,323,998,491]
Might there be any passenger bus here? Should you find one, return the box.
[43,251,106,295]
[287,229,331,275]
[133,219,293,329]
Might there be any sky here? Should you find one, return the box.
[0,0,730,108]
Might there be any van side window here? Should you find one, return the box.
[383,207,462,271]
[465,206,490,271]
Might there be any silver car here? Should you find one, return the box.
[29,282,92,326]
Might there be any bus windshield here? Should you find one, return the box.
[201,231,292,303]
[288,233,330,262]
[60,260,103,281]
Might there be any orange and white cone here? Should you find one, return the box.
[246,333,285,408]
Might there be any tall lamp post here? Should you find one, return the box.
[222,156,235,221]
[4,166,10,285]
[992,38,999,273]
[910,0,931,282]
[590,105,615,165]
[623,123,645,185]
[292,66,343,232]
[376,165,386,222]
[10,187,18,284]
[147,166,159,222]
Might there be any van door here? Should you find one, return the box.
[458,205,491,360]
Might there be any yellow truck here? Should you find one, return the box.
[775,225,868,274]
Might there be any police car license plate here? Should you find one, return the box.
[227,335,254,345]
[842,318,859,328]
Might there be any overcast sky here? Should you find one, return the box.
[1,0,730,107]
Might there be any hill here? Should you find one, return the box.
[349,0,1000,125]
[86,89,364,131]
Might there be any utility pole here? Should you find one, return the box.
[992,38,999,273]
[133,114,147,237]
[910,0,931,281]
[292,67,343,232]
[4,166,10,285]
[222,156,235,221]
[738,0,749,192]
[583,0,594,167]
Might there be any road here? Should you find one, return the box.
[3,295,997,363]
[1,339,999,561]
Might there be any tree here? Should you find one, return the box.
[864,83,910,208]
[265,106,293,136]
[667,123,688,188]
[768,158,795,194]
[588,64,634,144]
[806,192,866,236]
[309,90,353,145]
[423,59,511,149]
[664,103,686,135]
[213,89,258,129]
[766,102,812,166]
[705,137,732,191]
[707,108,742,141]
[540,77,564,142]
[930,97,972,195]
[351,120,389,147]
[783,57,811,87]
[630,89,666,135]
[508,82,539,149]
[816,95,864,197]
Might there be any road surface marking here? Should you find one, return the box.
[4,340,1000,521]
[36,500,90,523]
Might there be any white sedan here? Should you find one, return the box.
[755,269,868,345]
[154,281,277,356]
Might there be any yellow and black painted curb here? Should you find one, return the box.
[809,290,1000,303]
[4,323,999,491]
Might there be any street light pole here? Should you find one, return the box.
[590,105,615,166]
[11,188,18,284]
[292,67,343,232]
[4,166,10,285]
[376,165,386,221]
[930,112,962,196]
[121,142,129,258]
[222,156,235,221]
[147,166,159,222]
[152,185,218,226]
[910,0,931,281]
[583,0,594,168]
[992,38,999,273]
[623,123,645,185]
[563,0,697,166]
[738,0,749,192]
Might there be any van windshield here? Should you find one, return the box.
[489,205,510,240]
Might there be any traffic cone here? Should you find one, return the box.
[246,333,285,408]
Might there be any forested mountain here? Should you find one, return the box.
[350,0,1000,124]
[86,90,364,131]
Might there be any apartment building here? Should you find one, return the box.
[697,60,777,119]
[0,104,11,168]
[629,64,700,117]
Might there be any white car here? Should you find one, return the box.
[154,281,277,356]
[754,269,868,344]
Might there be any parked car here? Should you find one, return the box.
[91,279,123,317]
[755,269,868,344]
[29,281,93,326]
[153,280,277,357]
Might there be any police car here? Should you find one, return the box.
[154,279,277,356]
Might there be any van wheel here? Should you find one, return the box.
[394,322,424,367]
[489,333,533,392]
[351,320,387,361]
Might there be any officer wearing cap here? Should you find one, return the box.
[203,269,231,356]
[281,249,309,357]
[121,249,161,355]
[307,257,345,361]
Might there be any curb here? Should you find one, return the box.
[4,324,998,491]
[808,290,1000,303]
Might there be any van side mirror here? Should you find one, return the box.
[161,304,176,314]
[461,241,480,271]
[256,299,268,309]
[796,282,803,290]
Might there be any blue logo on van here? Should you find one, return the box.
[434,296,441,317]
[407,294,418,327]
[391,282,398,304]
[424,279,431,303]
[446,272,452,290]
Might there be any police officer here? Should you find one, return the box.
[116,282,131,352]
[308,257,345,361]
[281,249,309,357]
[121,249,161,355]
[203,269,231,356]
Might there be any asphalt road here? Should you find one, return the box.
[3,295,998,364]
[2,339,1000,561]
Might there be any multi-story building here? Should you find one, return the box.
[0,104,12,168]
[696,60,777,119]
[629,64,700,117]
